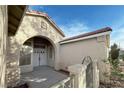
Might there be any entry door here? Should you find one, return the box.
[33,48,47,67]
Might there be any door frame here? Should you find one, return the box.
[33,47,47,67]
[32,39,48,67]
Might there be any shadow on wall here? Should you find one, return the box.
[6,15,58,87]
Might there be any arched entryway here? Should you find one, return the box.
[19,36,55,73]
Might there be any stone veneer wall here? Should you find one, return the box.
[6,14,64,87]
[6,37,21,87]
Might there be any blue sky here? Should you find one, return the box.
[29,5,124,48]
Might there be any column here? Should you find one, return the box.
[0,5,8,87]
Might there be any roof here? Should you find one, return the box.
[60,27,112,42]
[8,5,27,36]
[26,10,65,37]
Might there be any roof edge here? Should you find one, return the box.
[60,27,112,43]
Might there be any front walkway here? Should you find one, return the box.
[21,66,69,88]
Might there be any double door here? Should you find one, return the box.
[33,48,47,67]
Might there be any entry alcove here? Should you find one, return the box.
[19,36,55,73]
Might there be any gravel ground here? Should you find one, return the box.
[100,80,124,88]
[100,75,124,88]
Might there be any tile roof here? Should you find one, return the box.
[60,27,112,42]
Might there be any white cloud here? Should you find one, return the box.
[59,20,124,49]
[59,21,90,37]
[111,27,124,49]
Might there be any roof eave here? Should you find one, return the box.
[8,5,28,36]
[60,27,112,42]
[60,28,112,44]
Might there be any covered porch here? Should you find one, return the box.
[19,36,56,73]
[20,66,70,88]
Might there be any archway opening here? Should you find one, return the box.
[19,36,55,73]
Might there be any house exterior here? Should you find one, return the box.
[59,27,112,83]
[0,5,27,87]
[0,5,112,88]
[9,11,65,74]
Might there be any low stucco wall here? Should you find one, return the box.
[59,35,110,83]
[20,65,33,73]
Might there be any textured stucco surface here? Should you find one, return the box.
[0,6,8,87]
[59,35,110,83]
[6,14,64,87]
[4,11,111,87]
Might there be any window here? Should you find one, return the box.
[19,42,32,66]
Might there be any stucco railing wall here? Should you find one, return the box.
[92,60,99,88]
[68,64,86,88]
[51,60,99,88]
[0,6,8,88]
[67,60,99,88]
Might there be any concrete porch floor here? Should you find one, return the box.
[21,66,69,88]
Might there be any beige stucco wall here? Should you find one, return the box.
[16,15,63,45]
[6,14,64,87]
[59,35,110,83]
[47,45,55,67]
[0,5,8,87]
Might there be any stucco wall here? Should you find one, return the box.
[15,14,64,69]
[6,14,64,87]
[59,35,110,83]
[47,46,55,67]
[0,5,8,87]
[16,15,63,45]
[20,65,33,73]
